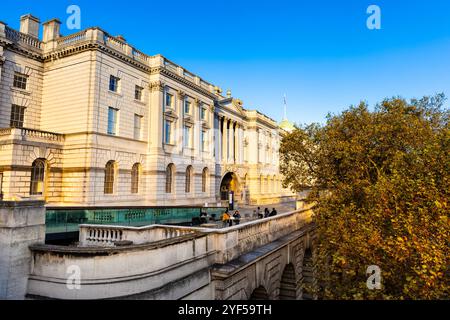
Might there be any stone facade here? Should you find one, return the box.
[0,14,295,207]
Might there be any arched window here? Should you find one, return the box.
[166,164,174,193]
[202,167,208,193]
[131,163,140,194]
[185,166,193,193]
[30,159,46,195]
[104,161,116,194]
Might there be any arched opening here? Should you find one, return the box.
[104,160,116,194]
[131,163,141,194]
[250,286,269,300]
[185,165,193,193]
[220,172,239,201]
[202,167,208,193]
[279,263,298,300]
[30,158,47,196]
[302,249,316,300]
[165,163,175,193]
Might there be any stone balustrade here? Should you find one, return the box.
[56,30,87,47]
[27,207,314,299]
[79,224,196,247]
[0,127,65,143]
[5,26,42,50]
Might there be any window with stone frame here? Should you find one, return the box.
[10,104,25,128]
[134,114,142,140]
[131,163,140,194]
[13,73,28,90]
[104,161,116,194]
[165,164,174,193]
[109,75,120,92]
[30,159,46,196]
[185,166,193,193]
[135,85,143,101]
[202,167,208,193]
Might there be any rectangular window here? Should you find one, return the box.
[184,100,191,114]
[201,130,206,152]
[13,73,28,90]
[166,93,173,108]
[109,75,120,92]
[135,85,143,101]
[134,114,142,140]
[184,125,192,148]
[164,120,172,144]
[200,107,206,120]
[107,107,118,135]
[10,104,25,128]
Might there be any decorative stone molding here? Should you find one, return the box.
[149,80,165,92]
[177,90,185,100]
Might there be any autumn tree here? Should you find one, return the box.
[280,94,449,299]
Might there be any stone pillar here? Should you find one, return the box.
[222,118,228,163]
[177,91,185,154]
[0,200,46,300]
[229,121,234,163]
[148,81,165,154]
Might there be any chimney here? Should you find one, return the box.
[20,14,40,38]
[42,18,61,42]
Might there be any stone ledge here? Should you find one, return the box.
[0,200,45,208]
[29,232,207,255]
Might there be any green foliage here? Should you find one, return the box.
[280,94,449,299]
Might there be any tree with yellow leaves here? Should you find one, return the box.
[280,94,449,299]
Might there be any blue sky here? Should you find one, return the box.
[2,0,450,124]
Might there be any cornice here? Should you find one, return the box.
[153,67,217,100]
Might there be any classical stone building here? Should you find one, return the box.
[0,14,295,207]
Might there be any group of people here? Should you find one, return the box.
[221,206,278,228]
[255,207,277,219]
[221,209,241,227]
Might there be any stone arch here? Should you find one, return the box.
[301,248,316,300]
[249,286,269,300]
[279,263,299,300]
[219,171,240,201]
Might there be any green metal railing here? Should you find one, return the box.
[45,206,227,235]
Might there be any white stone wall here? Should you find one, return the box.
[0,19,295,206]
[0,51,43,129]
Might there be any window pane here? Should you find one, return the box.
[131,164,139,194]
[13,73,27,90]
[109,76,119,92]
[104,161,115,194]
[166,93,173,107]
[165,121,171,144]
[135,86,143,101]
[30,159,45,195]
[10,105,25,128]
[134,114,142,140]
[107,107,117,135]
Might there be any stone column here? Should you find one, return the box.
[222,118,228,163]
[177,91,185,154]
[229,121,234,163]
[148,81,165,154]
[0,200,46,300]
